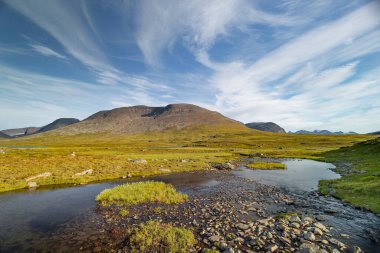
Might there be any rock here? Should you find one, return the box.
[27,181,38,188]
[329,238,345,249]
[131,158,147,164]
[266,244,278,252]
[289,216,301,223]
[213,163,235,170]
[313,227,323,235]
[208,235,222,243]
[298,243,324,253]
[74,169,93,176]
[26,172,52,181]
[127,173,132,178]
[180,159,187,163]
[70,152,76,157]
[158,168,171,172]
[353,246,363,253]
[314,222,328,232]
[236,223,250,231]
[0,149,5,154]
[304,232,316,241]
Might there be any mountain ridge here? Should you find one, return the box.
[245,122,285,133]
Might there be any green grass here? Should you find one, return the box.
[129,220,195,253]
[96,181,188,206]
[319,137,380,213]
[247,162,286,170]
[119,209,129,217]
[276,212,298,220]
[0,125,373,192]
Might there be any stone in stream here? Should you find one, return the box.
[208,235,222,243]
[298,242,328,253]
[314,222,328,232]
[213,162,235,170]
[304,231,316,241]
[236,223,250,231]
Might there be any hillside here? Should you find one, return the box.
[0,132,10,139]
[245,122,285,133]
[36,118,80,134]
[0,127,40,137]
[56,104,246,135]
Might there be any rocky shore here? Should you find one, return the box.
[30,170,380,253]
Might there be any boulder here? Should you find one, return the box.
[74,169,93,176]
[26,172,52,181]
[213,162,235,170]
[131,158,147,164]
[27,182,38,189]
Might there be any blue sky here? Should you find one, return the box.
[0,0,379,133]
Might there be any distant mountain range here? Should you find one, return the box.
[369,131,380,135]
[289,130,358,135]
[0,118,80,138]
[245,122,285,133]
[1,104,371,137]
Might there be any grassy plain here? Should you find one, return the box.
[0,125,373,193]
[96,181,188,206]
[319,137,380,213]
[247,162,286,170]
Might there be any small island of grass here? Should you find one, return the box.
[247,162,286,170]
[96,181,188,206]
[129,220,195,253]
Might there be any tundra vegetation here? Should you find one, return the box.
[0,125,378,212]
[319,137,380,213]
[247,162,286,170]
[128,220,196,253]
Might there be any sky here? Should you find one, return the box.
[0,0,380,133]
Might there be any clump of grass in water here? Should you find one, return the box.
[129,220,195,253]
[96,181,188,206]
[247,162,286,170]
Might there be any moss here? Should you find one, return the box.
[247,162,286,170]
[96,181,188,206]
[119,209,129,217]
[129,220,195,253]
[276,212,298,220]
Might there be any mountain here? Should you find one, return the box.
[0,132,11,139]
[0,127,40,137]
[36,118,80,134]
[369,131,380,135]
[290,130,358,135]
[245,122,285,133]
[55,104,246,135]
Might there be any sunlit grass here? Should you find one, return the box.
[247,162,286,170]
[96,181,188,206]
[129,220,195,253]
[319,137,380,213]
[0,125,373,192]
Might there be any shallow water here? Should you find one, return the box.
[0,159,376,252]
[233,158,340,192]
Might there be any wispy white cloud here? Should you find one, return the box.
[202,2,380,133]
[135,0,302,67]
[4,0,121,84]
[30,44,66,59]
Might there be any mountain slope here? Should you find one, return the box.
[245,122,285,133]
[1,127,40,137]
[369,131,380,135]
[0,132,11,139]
[56,104,247,135]
[36,118,80,134]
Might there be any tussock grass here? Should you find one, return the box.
[129,220,195,253]
[96,181,188,206]
[247,162,286,170]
